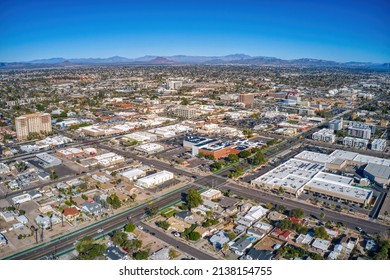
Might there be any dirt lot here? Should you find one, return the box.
[254,235,284,251]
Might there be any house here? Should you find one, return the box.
[0,211,16,222]
[29,190,43,200]
[243,248,274,260]
[105,246,129,260]
[252,221,273,233]
[202,199,219,210]
[201,189,222,201]
[62,206,80,222]
[209,230,230,249]
[247,228,265,240]
[166,217,191,233]
[37,170,50,181]
[342,237,358,254]
[229,237,254,256]
[289,217,305,226]
[218,196,240,209]
[194,226,210,238]
[174,211,193,222]
[16,215,28,224]
[271,228,292,241]
[311,238,331,253]
[35,214,61,229]
[296,232,314,245]
[82,201,102,215]
[149,247,170,260]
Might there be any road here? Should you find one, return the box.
[4,184,216,260]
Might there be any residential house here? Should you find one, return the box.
[311,238,331,253]
[247,228,265,240]
[29,190,43,200]
[209,230,230,250]
[0,211,16,222]
[242,248,274,260]
[105,246,129,260]
[149,247,170,260]
[271,228,292,241]
[82,201,102,215]
[174,211,193,222]
[62,206,81,222]
[166,217,191,233]
[229,237,254,256]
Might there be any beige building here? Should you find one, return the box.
[15,113,52,140]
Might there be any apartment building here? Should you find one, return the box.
[15,113,52,140]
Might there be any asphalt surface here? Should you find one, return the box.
[4,184,217,260]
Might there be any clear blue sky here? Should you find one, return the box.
[0,0,389,62]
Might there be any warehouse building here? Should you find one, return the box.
[135,170,174,188]
[363,163,390,187]
[135,143,164,154]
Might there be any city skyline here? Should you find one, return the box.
[1,0,389,63]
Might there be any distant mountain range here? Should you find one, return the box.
[1,54,389,70]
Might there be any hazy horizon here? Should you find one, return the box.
[1,0,389,63]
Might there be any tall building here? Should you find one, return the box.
[239,93,255,107]
[168,80,183,90]
[15,113,52,140]
[329,119,343,131]
[173,106,197,119]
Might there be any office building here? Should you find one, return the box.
[15,113,52,140]
[168,80,183,90]
[239,93,255,107]
[329,119,343,131]
[173,106,198,119]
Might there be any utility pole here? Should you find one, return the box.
[40,223,44,242]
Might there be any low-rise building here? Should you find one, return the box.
[229,237,254,256]
[312,128,335,143]
[209,230,230,249]
[201,189,222,201]
[311,238,331,253]
[363,163,390,187]
[135,170,174,188]
[134,143,164,154]
[343,137,369,150]
[12,194,32,204]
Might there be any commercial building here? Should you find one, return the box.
[173,106,198,119]
[328,119,343,131]
[312,129,335,143]
[363,163,390,187]
[35,153,62,168]
[12,194,32,204]
[135,170,174,188]
[15,113,52,140]
[168,80,183,90]
[93,153,125,167]
[371,139,387,152]
[120,168,146,181]
[305,172,373,206]
[348,122,372,139]
[56,147,84,158]
[201,189,222,201]
[343,137,369,150]
[239,93,255,107]
[251,158,323,196]
[135,143,164,154]
[183,136,217,156]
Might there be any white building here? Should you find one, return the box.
[371,139,387,152]
[135,170,174,188]
[168,80,183,90]
[12,194,32,204]
[343,137,369,150]
[120,168,146,181]
[135,143,164,154]
[312,129,335,143]
[94,152,125,167]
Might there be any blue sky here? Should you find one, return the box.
[0,0,389,62]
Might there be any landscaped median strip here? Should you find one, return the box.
[2,184,193,260]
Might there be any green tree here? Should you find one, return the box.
[124,239,142,252]
[227,154,239,163]
[252,151,266,165]
[112,230,128,247]
[107,194,121,209]
[133,250,149,260]
[188,231,201,241]
[76,236,106,260]
[238,150,251,158]
[180,98,190,105]
[124,223,136,233]
[289,208,305,219]
[314,226,329,239]
[210,161,224,171]
[186,189,203,210]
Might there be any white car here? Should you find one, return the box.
[137,225,144,230]
[97,228,104,233]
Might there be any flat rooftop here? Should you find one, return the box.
[295,151,334,164]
